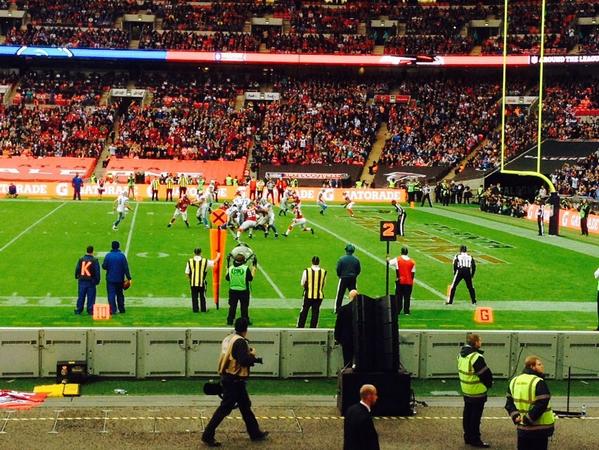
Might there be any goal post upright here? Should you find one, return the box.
[499,0,556,192]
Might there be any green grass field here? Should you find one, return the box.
[0,199,597,330]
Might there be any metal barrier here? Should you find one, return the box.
[1,328,598,380]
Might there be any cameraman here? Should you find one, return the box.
[226,251,257,326]
[202,318,268,447]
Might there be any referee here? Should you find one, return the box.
[447,245,477,305]
[335,244,361,313]
[391,199,406,236]
[297,256,327,328]
[185,248,220,313]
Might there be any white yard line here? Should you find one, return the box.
[309,218,447,300]
[124,202,139,257]
[0,202,66,253]
[226,229,285,299]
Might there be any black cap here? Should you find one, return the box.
[460,245,467,253]
[112,241,120,250]
[345,244,355,254]
[235,317,249,333]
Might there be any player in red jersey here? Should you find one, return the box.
[236,203,258,240]
[283,202,314,237]
[342,192,355,217]
[167,194,191,228]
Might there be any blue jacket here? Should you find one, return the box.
[102,249,131,283]
[75,254,101,285]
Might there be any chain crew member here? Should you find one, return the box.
[297,256,327,328]
[185,248,220,313]
[226,253,257,325]
[74,245,101,314]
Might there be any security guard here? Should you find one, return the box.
[458,333,493,448]
[165,175,174,201]
[74,245,101,314]
[579,199,591,236]
[127,174,135,198]
[151,177,160,201]
[335,244,361,313]
[201,317,268,447]
[178,173,189,197]
[505,356,555,450]
[185,248,220,313]
[406,180,416,203]
[226,253,257,325]
[297,256,327,328]
[447,245,477,305]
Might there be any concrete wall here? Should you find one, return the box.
[1,328,598,380]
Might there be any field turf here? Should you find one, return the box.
[0,199,597,330]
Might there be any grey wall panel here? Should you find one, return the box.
[562,334,599,378]
[327,331,344,377]
[0,329,39,377]
[40,329,87,377]
[399,331,421,377]
[248,330,280,377]
[89,329,137,377]
[187,329,231,377]
[139,329,187,378]
[280,330,328,378]
[513,333,559,379]
[423,332,467,378]
[476,332,512,379]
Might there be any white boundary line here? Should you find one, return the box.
[227,230,285,299]
[309,217,447,300]
[124,202,139,257]
[0,202,66,253]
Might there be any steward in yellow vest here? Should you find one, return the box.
[297,256,327,328]
[458,333,493,447]
[185,248,220,312]
[506,356,555,450]
[151,177,160,201]
[202,317,267,446]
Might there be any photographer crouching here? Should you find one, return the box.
[202,317,268,447]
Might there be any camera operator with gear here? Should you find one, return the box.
[226,244,258,326]
[202,317,268,447]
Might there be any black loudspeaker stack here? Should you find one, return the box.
[338,294,412,416]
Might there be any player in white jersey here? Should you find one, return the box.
[112,191,132,230]
[193,193,210,228]
[257,199,278,238]
[283,202,314,237]
[317,188,328,215]
[278,188,292,216]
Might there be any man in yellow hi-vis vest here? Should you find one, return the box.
[185,248,220,313]
[297,256,327,328]
[458,333,493,448]
[505,356,555,450]
[201,318,268,447]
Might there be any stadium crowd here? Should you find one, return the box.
[551,152,599,199]
[4,26,130,49]
[379,78,499,168]
[138,30,259,52]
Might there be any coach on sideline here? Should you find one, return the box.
[335,244,361,313]
[102,240,132,314]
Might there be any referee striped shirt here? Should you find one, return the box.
[453,253,476,276]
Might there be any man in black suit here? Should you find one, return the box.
[334,289,358,368]
[343,384,380,450]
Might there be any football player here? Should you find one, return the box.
[168,194,191,228]
[342,192,355,217]
[236,203,258,240]
[283,201,314,237]
[317,188,328,215]
[112,191,132,231]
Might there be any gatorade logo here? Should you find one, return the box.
[80,261,92,277]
